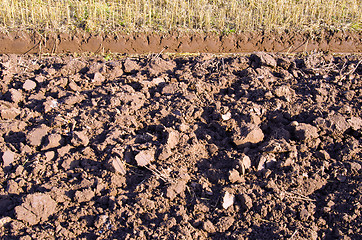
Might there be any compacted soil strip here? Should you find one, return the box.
[0,52,361,239]
[0,31,361,54]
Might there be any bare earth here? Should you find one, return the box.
[0,52,361,239]
[0,30,361,54]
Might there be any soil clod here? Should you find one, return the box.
[15,193,57,226]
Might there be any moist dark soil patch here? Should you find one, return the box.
[0,30,361,54]
[0,52,361,239]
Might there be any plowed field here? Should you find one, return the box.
[0,52,361,239]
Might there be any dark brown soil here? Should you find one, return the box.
[0,30,361,54]
[0,52,361,239]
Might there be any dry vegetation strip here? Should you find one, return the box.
[0,0,361,33]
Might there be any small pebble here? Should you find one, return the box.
[222,191,234,209]
[23,80,37,91]
[221,112,231,121]
[2,150,15,167]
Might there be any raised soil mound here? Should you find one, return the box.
[0,52,361,239]
[0,31,361,54]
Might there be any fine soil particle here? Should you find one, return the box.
[0,52,361,239]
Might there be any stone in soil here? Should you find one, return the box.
[68,81,81,92]
[221,112,232,121]
[23,80,37,91]
[2,150,15,168]
[222,191,234,209]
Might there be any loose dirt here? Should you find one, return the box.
[0,30,361,54]
[0,52,361,239]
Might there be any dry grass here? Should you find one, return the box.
[0,0,361,33]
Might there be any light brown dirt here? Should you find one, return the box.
[0,30,361,54]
